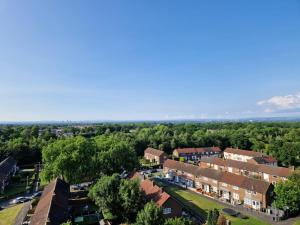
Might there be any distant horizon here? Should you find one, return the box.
[1,115,300,125]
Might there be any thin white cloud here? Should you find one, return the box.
[257,92,300,111]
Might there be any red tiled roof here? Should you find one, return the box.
[140,179,170,207]
[200,157,227,167]
[224,148,265,157]
[200,157,291,178]
[174,147,221,154]
[30,178,69,225]
[145,147,166,157]
[156,192,171,207]
[259,164,292,177]
[164,159,202,176]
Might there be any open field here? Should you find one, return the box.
[154,179,271,225]
[0,204,24,225]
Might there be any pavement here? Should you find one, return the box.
[14,201,31,225]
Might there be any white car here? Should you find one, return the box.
[11,196,31,204]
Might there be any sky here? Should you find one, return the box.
[0,0,300,121]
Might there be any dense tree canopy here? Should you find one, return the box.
[42,136,97,183]
[1,122,300,167]
[88,174,143,223]
[41,135,138,183]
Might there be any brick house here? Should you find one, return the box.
[140,179,182,218]
[218,172,273,210]
[224,148,277,166]
[172,147,221,162]
[200,157,292,185]
[0,156,17,194]
[163,159,273,211]
[144,147,168,165]
[30,178,70,225]
[163,159,202,188]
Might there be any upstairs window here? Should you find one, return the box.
[163,208,172,214]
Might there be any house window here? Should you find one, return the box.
[246,190,256,195]
[244,198,252,205]
[163,208,172,214]
[233,193,239,200]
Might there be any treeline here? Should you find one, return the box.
[0,122,300,167]
[0,125,56,164]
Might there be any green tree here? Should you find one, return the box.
[135,202,164,225]
[88,174,121,220]
[89,175,143,223]
[207,208,219,225]
[273,171,300,215]
[119,178,143,222]
[94,135,138,176]
[41,136,97,183]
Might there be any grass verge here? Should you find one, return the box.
[0,204,24,225]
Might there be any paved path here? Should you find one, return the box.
[14,201,31,225]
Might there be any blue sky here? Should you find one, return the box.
[0,1,300,121]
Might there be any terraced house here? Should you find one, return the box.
[0,156,17,194]
[224,148,277,166]
[172,147,221,162]
[199,157,292,185]
[163,159,273,211]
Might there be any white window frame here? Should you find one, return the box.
[163,208,172,214]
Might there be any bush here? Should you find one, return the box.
[11,175,21,182]
[31,198,39,208]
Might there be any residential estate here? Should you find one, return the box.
[163,159,273,211]
[0,156,17,194]
[143,146,292,212]
[172,147,221,162]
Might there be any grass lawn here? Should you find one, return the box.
[0,204,24,225]
[154,179,271,225]
[294,220,300,225]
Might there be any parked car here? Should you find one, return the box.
[31,191,42,198]
[11,196,32,204]
[73,184,86,191]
